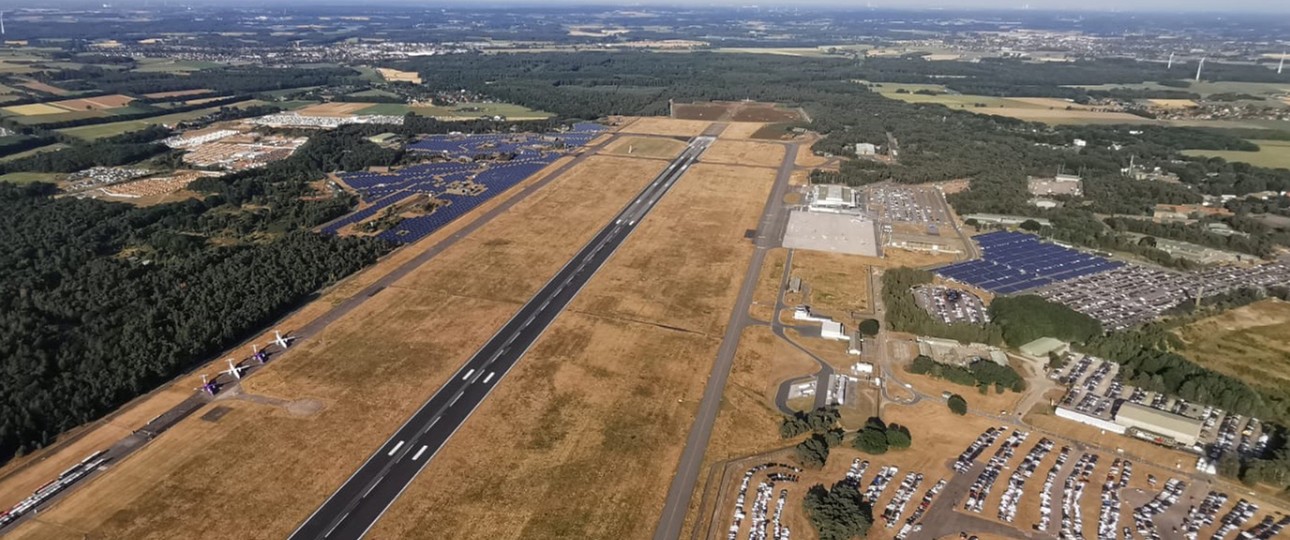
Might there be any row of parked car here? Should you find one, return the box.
[881,473,924,527]
[1036,446,1072,532]
[727,463,801,540]
[1096,458,1132,539]
[998,437,1054,523]
[953,427,1005,474]
[1211,498,1258,540]
[1132,477,1186,540]
[1181,490,1227,540]
[894,479,947,540]
[964,429,1029,513]
[1060,452,1099,539]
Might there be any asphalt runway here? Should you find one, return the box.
[289,136,716,540]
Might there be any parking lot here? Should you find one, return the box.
[862,185,951,224]
[913,285,990,325]
[1036,262,1290,331]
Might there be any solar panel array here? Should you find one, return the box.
[935,231,1123,294]
[323,123,605,244]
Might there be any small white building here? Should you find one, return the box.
[821,320,848,341]
[848,333,864,355]
[855,143,878,156]
[850,362,874,377]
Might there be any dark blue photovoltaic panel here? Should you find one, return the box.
[934,231,1122,294]
[321,124,606,244]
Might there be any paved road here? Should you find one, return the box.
[290,136,717,540]
[0,134,623,536]
[651,142,799,540]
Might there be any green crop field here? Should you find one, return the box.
[56,105,239,140]
[1183,139,1290,169]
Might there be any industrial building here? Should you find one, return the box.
[1027,173,1083,197]
[1114,402,1204,446]
[807,184,859,212]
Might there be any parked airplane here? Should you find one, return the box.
[251,344,268,364]
[273,330,293,350]
[221,359,246,381]
[195,374,218,396]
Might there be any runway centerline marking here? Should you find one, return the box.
[386,441,404,456]
[461,369,475,381]
[412,445,428,461]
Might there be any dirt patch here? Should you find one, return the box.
[673,102,732,121]
[284,399,325,417]
[50,94,135,111]
[295,102,373,117]
[601,135,688,159]
[700,139,787,169]
[730,104,805,123]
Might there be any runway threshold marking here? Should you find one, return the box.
[412,445,428,461]
[387,441,404,456]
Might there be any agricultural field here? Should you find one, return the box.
[132,58,226,73]
[142,89,213,99]
[1074,80,1290,99]
[55,104,242,140]
[1175,299,1290,391]
[672,101,805,123]
[0,149,666,540]
[601,135,688,159]
[375,67,422,84]
[1182,139,1290,169]
[367,146,779,540]
[294,102,372,117]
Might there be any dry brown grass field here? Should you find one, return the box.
[673,102,732,120]
[295,102,372,117]
[719,122,768,139]
[700,139,787,168]
[4,148,664,539]
[51,94,134,111]
[976,107,1154,124]
[364,152,778,539]
[621,116,712,137]
[376,67,422,84]
[1174,299,1290,391]
[787,250,872,322]
[601,135,688,159]
[17,80,69,96]
[748,248,788,322]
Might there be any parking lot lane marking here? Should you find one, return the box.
[483,372,495,384]
[412,445,428,461]
[461,369,475,381]
[387,441,404,456]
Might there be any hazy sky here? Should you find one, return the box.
[18,0,1290,14]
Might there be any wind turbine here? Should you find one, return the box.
[1,11,6,36]
[221,358,246,381]
[1279,51,1285,75]
[1167,52,1174,69]
[1195,57,1206,82]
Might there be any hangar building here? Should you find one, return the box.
[1114,402,1204,446]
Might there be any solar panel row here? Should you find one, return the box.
[321,124,605,244]
[935,231,1123,294]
